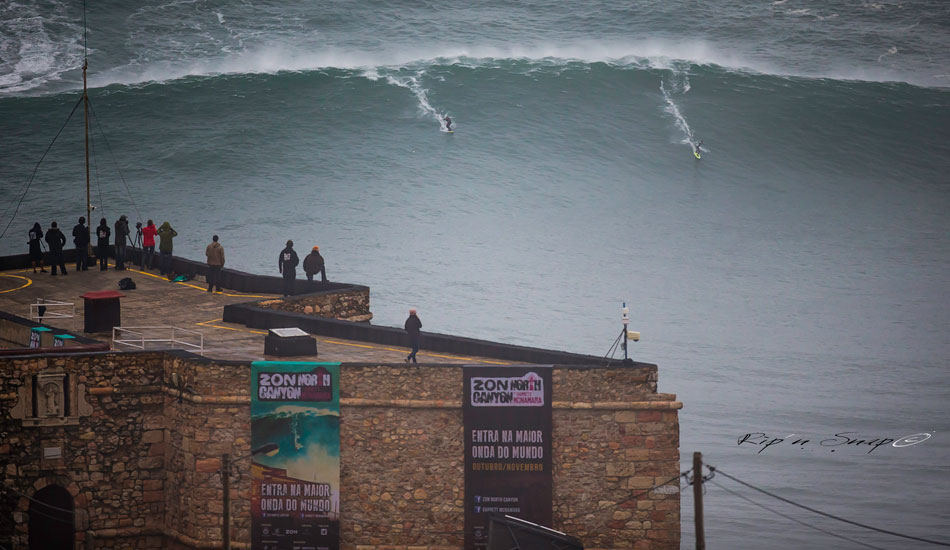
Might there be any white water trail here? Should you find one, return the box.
[659,70,698,152]
[371,70,450,131]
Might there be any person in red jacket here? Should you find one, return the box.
[141,219,158,269]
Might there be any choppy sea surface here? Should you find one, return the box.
[2,1,949,547]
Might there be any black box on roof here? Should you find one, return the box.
[264,327,316,357]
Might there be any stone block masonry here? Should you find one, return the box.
[253,287,372,322]
[0,351,681,549]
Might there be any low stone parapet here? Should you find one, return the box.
[254,287,372,322]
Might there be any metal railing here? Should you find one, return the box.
[30,299,75,323]
[112,326,204,355]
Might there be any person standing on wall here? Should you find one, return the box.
[95,218,111,271]
[157,221,178,276]
[404,308,422,363]
[278,240,299,297]
[72,216,90,271]
[114,215,130,270]
[303,245,328,283]
[141,219,158,269]
[28,222,46,273]
[205,235,225,293]
[45,221,67,276]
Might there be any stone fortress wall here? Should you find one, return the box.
[0,351,681,550]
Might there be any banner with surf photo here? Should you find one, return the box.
[251,361,341,550]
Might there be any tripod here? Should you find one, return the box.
[132,226,143,267]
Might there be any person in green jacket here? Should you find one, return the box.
[157,221,178,276]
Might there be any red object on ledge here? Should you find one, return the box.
[79,290,126,300]
[79,291,126,333]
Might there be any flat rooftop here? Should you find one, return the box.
[0,264,511,364]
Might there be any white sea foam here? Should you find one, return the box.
[75,39,776,90]
[3,35,943,95]
[0,0,83,95]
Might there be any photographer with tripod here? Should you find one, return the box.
[131,221,144,265]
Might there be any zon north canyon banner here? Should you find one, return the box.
[464,365,553,550]
[251,361,341,550]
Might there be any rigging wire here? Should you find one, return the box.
[90,129,106,221]
[708,479,889,550]
[709,465,950,547]
[0,96,84,242]
[88,100,143,222]
[601,328,624,368]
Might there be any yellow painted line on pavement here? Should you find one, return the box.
[196,318,267,335]
[0,273,32,294]
[319,338,509,364]
[111,264,272,298]
[196,319,510,364]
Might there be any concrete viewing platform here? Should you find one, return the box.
[0,255,679,550]
[0,263,511,364]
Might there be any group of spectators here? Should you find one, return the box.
[277,240,328,296]
[27,217,427,361]
[28,217,330,296]
[28,216,180,276]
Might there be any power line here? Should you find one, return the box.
[19,505,76,528]
[709,479,888,550]
[710,465,950,547]
[0,96,84,242]
[0,483,76,516]
[595,470,690,513]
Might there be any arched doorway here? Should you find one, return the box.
[29,485,74,550]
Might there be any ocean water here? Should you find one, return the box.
[1,1,949,548]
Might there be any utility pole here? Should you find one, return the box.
[693,452,705,550]
[222,453,231,550]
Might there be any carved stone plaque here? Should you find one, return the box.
[11,367,92,427]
